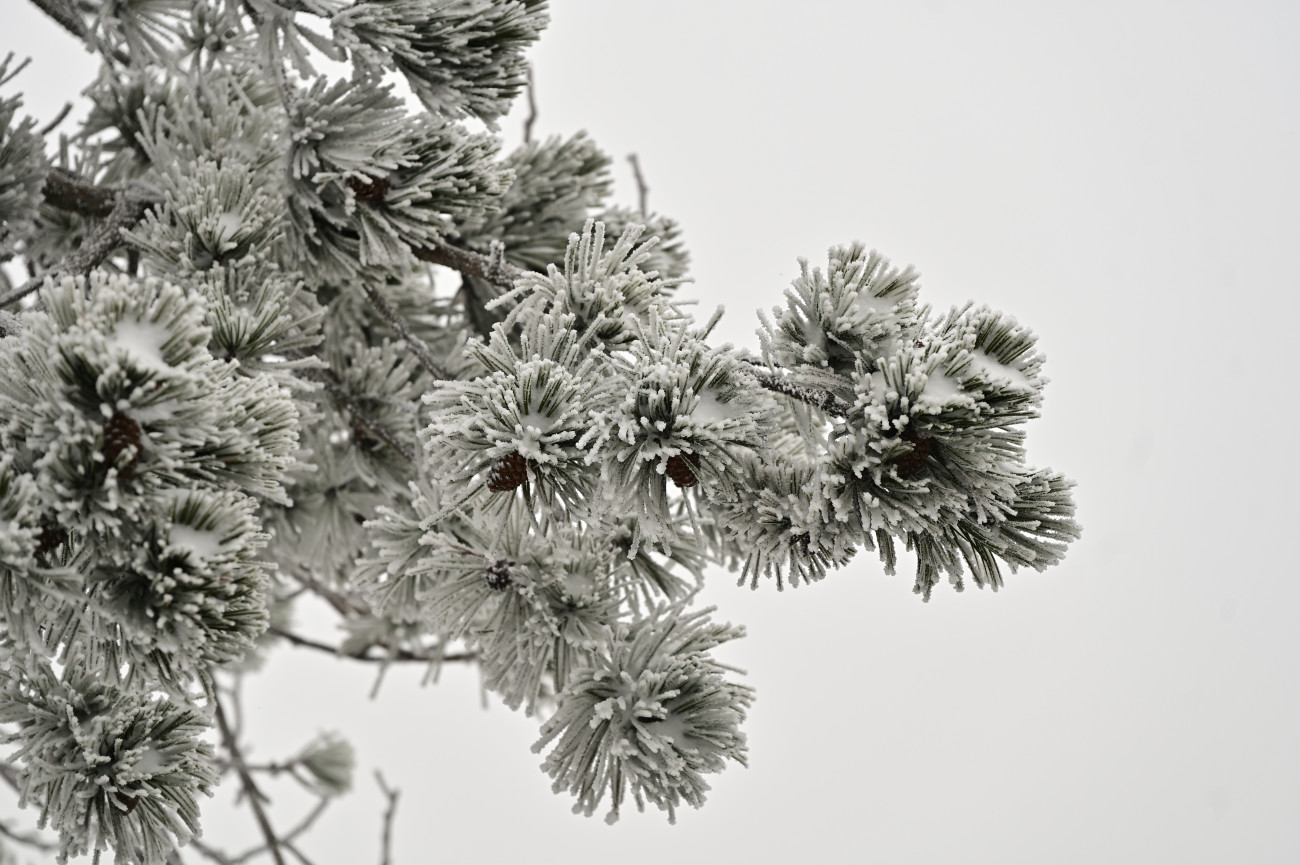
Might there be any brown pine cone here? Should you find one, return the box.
[894,428,933,479]
[487,452,533,492]
[346,174,391,202]
[485,559,513,591]
[665,451,701,488]
[102,411,143,481]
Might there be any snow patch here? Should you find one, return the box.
[111,319,173,373]
[692,390,729,425]
[170,524,225,560]
[970,349,1035,391]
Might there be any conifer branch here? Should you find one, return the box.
[410,239,525,291]
[0,172,154,308]
[744,360,852,416]
[308,367,417,464]
[361,283,451,380]
[28,0,131,65]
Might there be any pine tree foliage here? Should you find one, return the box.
[0,2,1078,861]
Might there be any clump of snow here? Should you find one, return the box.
[110,319,173,373]
[692,390,729,425]
[170,524,225,561]
[969,349,1035,391]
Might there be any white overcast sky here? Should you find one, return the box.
[3,2,1299,863]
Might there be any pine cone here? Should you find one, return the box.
[665,451,701,488]
[102,411,143,481]
[347,174,391,202]
[113,792,139,814]
[894,428,933,479]
[35,520,68,559]
[487,452,533,492]
[485,559,513,591]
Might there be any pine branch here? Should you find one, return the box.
[0,172,154,308]
[27,0,131,65]
[411,239,525,292]
[744,360,852,416]
[307,367,417,464]
[361,283,451,380]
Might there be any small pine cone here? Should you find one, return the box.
[35,520,68,559]
[665,451,701,488]
[102,411,143,481]
[486,452,532,492]
[113,792,139,814]
[894,428,933,480]
[346,174,391,202]
[485,559,513,591]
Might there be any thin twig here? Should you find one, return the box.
[375,772,399,865]
[522,65,537,144]
[37,101,73,136]
[280,798,329,847]
[189,838,237,865]
[268,625,476,665]
[628,153,649,216]
[213,696,287,865]
[361,283,451,380]
[0,817,58,853]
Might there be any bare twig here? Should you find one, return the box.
[37,101,73,136]
[522,65,537,144]
[628,153,649,216]
[361,283,451,380]
[375,772,399,865]
[268,625,476,665]
[28,0,131,65]
[214,696,287,865]
[190,838,238,865]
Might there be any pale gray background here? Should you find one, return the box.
[2,2,1298,863]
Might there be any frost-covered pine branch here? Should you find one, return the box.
[0,4,1078,862]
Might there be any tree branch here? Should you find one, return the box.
[305,367,417,464]
[361,283,451,380]
[213,696,287,865]
[744,360,853,416]
[0,172,155,309]
[410,239,525,292]
[28,0,131,65]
